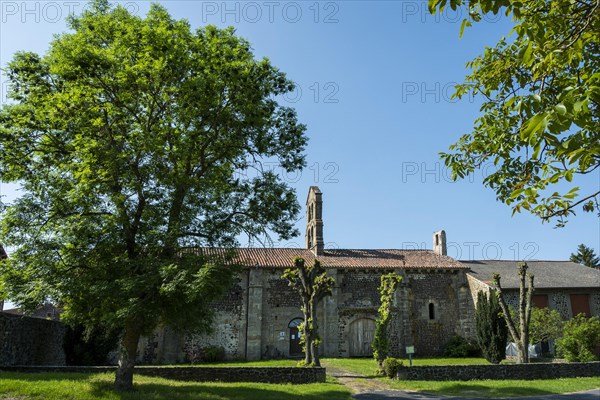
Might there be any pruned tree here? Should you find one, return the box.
[570,244,600,269]
[372,272,402,369]
[282,257,334,367]
[475,290,508,364]
[0,0,307,390]
[492,262,535,363]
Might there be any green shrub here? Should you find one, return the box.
[201,345,226,362]
[444,335,480,357]
[476,290,508,364]
[382,357,403,378]
[556,314,600,362]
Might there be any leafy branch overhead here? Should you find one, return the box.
[429,0,600,226]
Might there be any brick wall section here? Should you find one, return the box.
[0,313,65,366]
[397,362,600,381]
[0,366,326,384]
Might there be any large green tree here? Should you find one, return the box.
[0,0,307,389]
[570,244,600,269]
[429,0,600,226]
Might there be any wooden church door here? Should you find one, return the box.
[349,318,375,357]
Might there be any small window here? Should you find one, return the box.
[429,303,435,320]
[435,235,439,246]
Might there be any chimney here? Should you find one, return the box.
[433,230,447,256]
[305,186,324,256]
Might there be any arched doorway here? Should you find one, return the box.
[288,318,304,356]
[349,318,376,357]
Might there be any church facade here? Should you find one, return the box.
[137,186,476,363]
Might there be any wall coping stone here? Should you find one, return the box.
[0,365,326,384]
[397,362,600,381]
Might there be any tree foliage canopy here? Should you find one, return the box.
[0,0,307,388]
[429,0,600,226]
[570,244,600,269]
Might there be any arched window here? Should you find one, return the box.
[288,318,303,328]
[429,303,435,320]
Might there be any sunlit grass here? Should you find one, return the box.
[0,372,352,400]
[384,378,600,398]
[321,358,600,398]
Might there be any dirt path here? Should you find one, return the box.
[325,365,394,395]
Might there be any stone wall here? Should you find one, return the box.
[397,362,600,381]
[502,289,600,319]
[0,365,326,384]
[138,267,472,361]
[0,312,66,366]
[137,274,247,364]
[406,270,464,356]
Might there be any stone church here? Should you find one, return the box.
[138,186,476,363]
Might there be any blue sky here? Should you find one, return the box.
[1,0,598,267]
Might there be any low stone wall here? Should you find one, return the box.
[0,366,326,384]
[397,362,600,381]
[0,313,65,366]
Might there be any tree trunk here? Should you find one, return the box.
[304,330,313,365]
[310,299,321,367]
[114,323,142,390]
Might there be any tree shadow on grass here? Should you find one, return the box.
[88,380,352,400]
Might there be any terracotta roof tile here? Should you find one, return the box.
[195,248,466,270]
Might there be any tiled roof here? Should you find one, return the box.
[463,260,600,289]
[195,247,466,269]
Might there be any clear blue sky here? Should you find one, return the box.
[1,1,598,267]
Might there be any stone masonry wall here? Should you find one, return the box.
[398,361,600,381]
[138,274,247,363]
[0,312,66,366]
[260,270,305,359]
[406,271,462,356]
[502,289,600,319]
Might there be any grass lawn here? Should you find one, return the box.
[321,358,600,398]
[322,357,490,376]
[185,359,299,367]
[384,378,600,398]
[0,372,352,400]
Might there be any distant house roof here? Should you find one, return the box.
[2,303,62,320]
[197,248,466,270]
[463,260,600,289]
